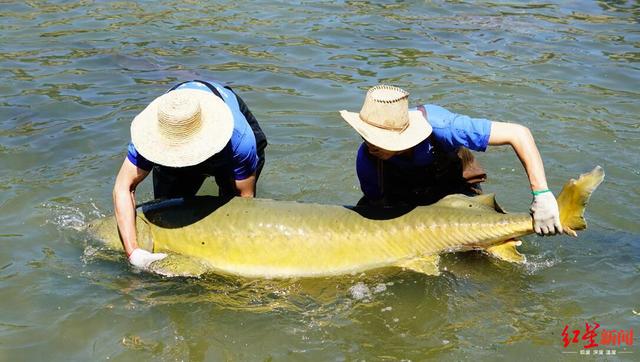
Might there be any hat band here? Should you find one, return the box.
[361,116,409,133]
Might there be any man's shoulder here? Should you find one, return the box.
[421,104,456,128]
[127,142,154,171]
[423,104,450,113]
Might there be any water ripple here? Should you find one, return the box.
[1,0,639,359]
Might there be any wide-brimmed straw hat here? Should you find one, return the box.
[339,85,432,152]
[130,88,234,168]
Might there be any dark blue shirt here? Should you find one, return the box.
[356,104,492,200]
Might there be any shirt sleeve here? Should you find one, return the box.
[356,143,383,200]
[231,131,258,180]
[423,104,492,152]
[126,142,154,171]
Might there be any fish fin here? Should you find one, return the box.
[396,255,440,276]
[472,193,497,207]
[485,239,526,264]
[473,193,509,213]
[436,194,503,213]
[148,253,210,278]
[557,166,605,236]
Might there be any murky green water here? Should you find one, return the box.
[1,0,638,360]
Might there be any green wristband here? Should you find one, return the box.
[531,189,551,196]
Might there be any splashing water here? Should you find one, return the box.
[349,282,371,301]
[41,199,105,231]
[523,251,560,275]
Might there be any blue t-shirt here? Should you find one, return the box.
[127,81,258,180]
[356,104,492,200]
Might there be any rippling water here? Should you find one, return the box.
[1,1,638,360]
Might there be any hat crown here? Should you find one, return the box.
[359,85,410,132]
[157,93,202,142]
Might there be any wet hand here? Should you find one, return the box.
[128,248,168,269]
[530,191,563,236]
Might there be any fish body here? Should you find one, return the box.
[88,167,604,278]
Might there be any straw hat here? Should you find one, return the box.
[339,85,432,152]
[130,88,234,168]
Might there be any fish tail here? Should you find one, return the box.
[556,166,605,236]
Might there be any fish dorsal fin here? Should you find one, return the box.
[435,194,504,213]
[485,239,526,264]
[474,193,508,213]
[396,255,440,276]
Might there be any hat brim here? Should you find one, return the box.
[131,89,234,168]
[339,109,432,151]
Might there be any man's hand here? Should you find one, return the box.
[530,191,563,236]
[129,248,167,269]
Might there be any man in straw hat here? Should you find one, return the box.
[340,84,563,236]
[113,80,267,269]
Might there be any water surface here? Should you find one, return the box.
[1,0,638,360]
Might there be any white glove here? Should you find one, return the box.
[128,248,167,269]
[530,191,563,236]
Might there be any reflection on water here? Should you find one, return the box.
[1,0,639,359]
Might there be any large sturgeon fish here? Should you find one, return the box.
[88,167,604,278]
